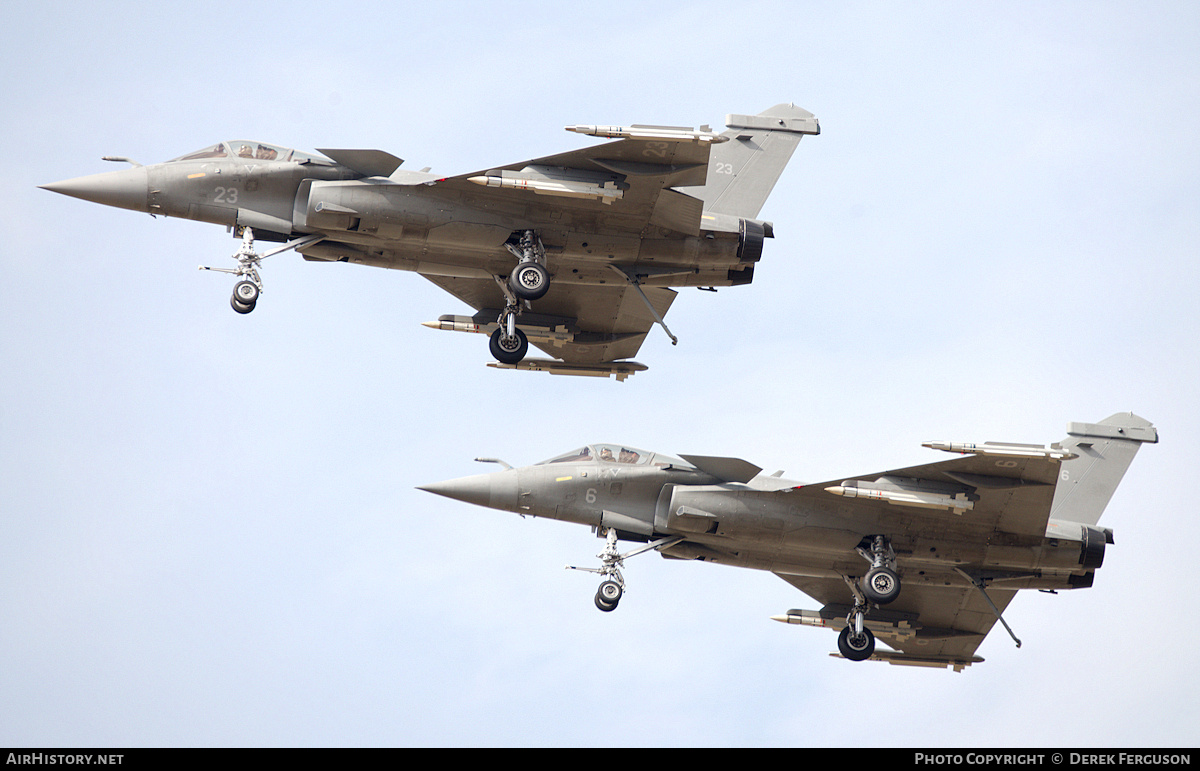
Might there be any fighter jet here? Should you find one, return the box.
[40,104,819,380]
[419,413,1157,671]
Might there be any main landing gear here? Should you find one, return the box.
[567,528,683,613]
[839,577,876,661]
[486,230,549,365]
[199,227,324,314]
[838,535,901,662]
[489,275,529,365]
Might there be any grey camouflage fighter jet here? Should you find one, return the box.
[40,104,818,380]
[419,413,1157,671]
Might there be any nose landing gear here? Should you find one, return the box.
[567,528,683,613]
[200,227,324,314]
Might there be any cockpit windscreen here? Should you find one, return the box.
[538,445,695,469]
[169,141,326,164]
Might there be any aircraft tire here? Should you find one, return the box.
[597,580,623,604]
[233,280,260,305]
[837,626,875,661]
[594,592,618,612]
[861,566,901,605]
[489,327,528,364]
[231,295,256,314]
[509,263,550,301]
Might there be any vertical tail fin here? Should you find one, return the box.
[1050,413,1158,526]
[685,103,820,219]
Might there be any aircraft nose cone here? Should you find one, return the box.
[417,471,518,512]
[40,167,149,212]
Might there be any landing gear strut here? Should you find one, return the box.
[488,274,529,364]
[839,576,876,661]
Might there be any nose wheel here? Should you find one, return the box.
[230,280,260,314]
[595,580,623,612]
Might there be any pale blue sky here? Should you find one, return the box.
[2,0,1197,747]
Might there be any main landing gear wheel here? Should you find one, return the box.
[505,229,550,301]
[858,534,901,605]
[861,566,901,605]
[489,327,528,364]
[509,262,549,301]
[838,625,875,661]
[594,580,623,612]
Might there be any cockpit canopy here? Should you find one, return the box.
[168,141,327,164]
[538,444,695,469]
